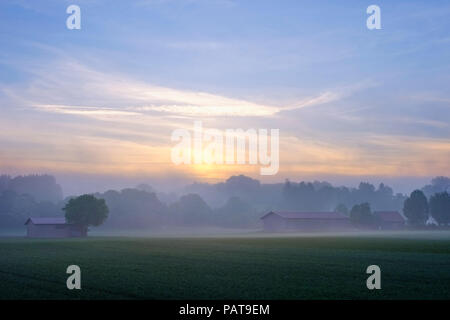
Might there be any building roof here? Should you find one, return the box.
[261,211,349,220]
[373,211,405,223]
[25,217,67,225]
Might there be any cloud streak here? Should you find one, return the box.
[3,60,359,118]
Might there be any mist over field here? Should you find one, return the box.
[1,173,449,235]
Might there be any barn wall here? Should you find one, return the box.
[379,221,404,230]
[69,225,87,237]
[26,224,71,238]
[262,214,286,231]
[286,219,351,232]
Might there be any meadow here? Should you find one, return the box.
[0,232,449,300]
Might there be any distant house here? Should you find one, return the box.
[25,217,87,238]
[373,211,405,230]
[261,211,351,232]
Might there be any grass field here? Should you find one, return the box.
[1,232,450,300]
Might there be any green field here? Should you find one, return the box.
[1,232,450,299]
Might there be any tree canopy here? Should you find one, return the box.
[429,192,450,226]
[169,193,212,226]
[63,194,109,227]
[403,190,428,226]
[350,202,375,228]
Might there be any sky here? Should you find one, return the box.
[0,0,449,195]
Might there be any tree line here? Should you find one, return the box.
[337,189,450,229]
[0,174,449,230]
[0,175,64,228]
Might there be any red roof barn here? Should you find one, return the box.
[373,211,405,230]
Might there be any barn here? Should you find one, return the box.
[373,211,405,230]
[25,217,87,238]
[261,211,351,232]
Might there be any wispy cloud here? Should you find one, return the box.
[34,105,142,117]
[3,59,361,118]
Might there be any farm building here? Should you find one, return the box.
[25,217,87,238]
[261,211,351,232]
[373,211,405,230]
